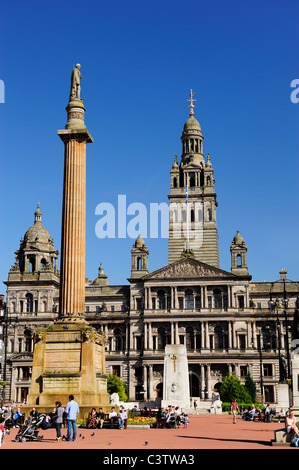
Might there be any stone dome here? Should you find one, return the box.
[232,231,245,245]
[23,205,53,246]
[183,115,202,133]
[134,234,147,249]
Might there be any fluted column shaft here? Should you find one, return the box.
[60,137,87,315]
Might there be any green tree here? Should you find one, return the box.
[220,373,251,403]
[107,373,128,402]
[244,372,256,402]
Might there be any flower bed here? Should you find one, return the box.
[127,417,156,425]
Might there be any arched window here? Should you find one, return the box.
[185,289,194,309]
[29,257,35,273]
[157,290,165,310]
[114,328,122,351]
[213,289,222,309]
[137,257,142,270]
[186,327,194,350]
[262,326,273,350]
[207,209,212,221]
[158,327,166,350]
[24,329,32,352]
[25,294,33,313]
[173,177,177,188]
[190,209,195,222]
[237,254,242,267]
[215,326,224,350]
[190,174,195,187]
[40,258,47,270]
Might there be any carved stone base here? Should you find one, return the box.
[26,322,109,416]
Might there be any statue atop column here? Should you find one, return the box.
[69,63,82,100]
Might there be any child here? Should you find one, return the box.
[0,418,5,446]
[182,414,189,429]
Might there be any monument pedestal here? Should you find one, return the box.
[277,383,290,410]
[291,353,299,418]
[161,344,191,412]
[25,321,110,417]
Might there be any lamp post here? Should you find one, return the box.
[269,273,299,384]
[257,330,264,408]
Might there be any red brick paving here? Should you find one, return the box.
[0,414,292,450]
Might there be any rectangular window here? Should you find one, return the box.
[239,335,246,350]
[136,336,142,351]
[263,364,273,377]
[178,297,184,309]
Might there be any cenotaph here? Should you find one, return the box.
[161,344,191,412]
[25,65,110,416]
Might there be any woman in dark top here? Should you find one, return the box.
[52,401,64,442]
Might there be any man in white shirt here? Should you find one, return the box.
[109,407,117,428]
[65,395,80,441]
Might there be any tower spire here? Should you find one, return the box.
[187,89,196,116]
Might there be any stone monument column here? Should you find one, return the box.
[57,75,93,321]
[25,65,110,415]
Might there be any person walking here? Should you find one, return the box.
[231,398,239,424]
[65,395,80,441]
[52,401,64,442]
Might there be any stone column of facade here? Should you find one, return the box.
[207,364,211,398]
[144,323,148,349]
[148,364,154,400]
[201,364,205,399]
[148,322,153,350]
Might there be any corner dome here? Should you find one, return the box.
[23,205,53,246]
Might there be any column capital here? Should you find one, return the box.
[57,128,93,143]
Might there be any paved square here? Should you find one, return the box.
[0,414,291,450]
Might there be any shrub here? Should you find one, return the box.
[220,373,251,403]
[107,373,128,402]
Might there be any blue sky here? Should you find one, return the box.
[0,0,298,292]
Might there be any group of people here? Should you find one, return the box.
[85,406,128,430]
[231,399,285,423]
[156,406,189,428]
[1,395,80,443]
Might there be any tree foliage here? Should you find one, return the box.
[244,372,256,402]
[107,373,128,402]
[220,373,251,403]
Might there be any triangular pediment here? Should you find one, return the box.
[142,256,236,280]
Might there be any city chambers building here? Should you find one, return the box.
[2,95,298,409]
